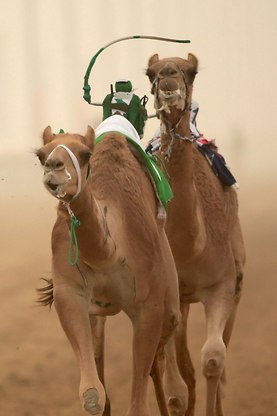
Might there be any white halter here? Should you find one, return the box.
[46,144,82,199]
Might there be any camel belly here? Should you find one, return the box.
[177,255,237,304]
[83,259,137,316]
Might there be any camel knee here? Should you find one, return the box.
[162,309,180,344]
[168,308,180,331]
[169,309,180,331]
[201,338,226,378]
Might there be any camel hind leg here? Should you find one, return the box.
[151,349,170,416]
[201,277,238,416]
[151,314,188,416]
[175,303,196,416]
[152,235,189,416]
[215,294,241,416]
[127,298,167,416]
[164,335,189,416]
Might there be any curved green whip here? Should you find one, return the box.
[83,35,190,104]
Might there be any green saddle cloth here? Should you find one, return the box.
[96,133,173,210]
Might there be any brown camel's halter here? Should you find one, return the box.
[151,62,195,160]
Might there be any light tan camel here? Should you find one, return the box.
[35,123,186,416]
[146,53,246,416]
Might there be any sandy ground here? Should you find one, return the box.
[0,154,277,416]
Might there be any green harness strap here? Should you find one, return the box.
[68,214,80,266]
[96,133,173,209]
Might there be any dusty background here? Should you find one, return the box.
[1,1,277,415]
[1,158,276,416]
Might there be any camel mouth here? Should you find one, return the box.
[47,183,59,192]
[44,182,65,197]
[155,88,185,114]
[43,176,66,198]
[159,89,181,100]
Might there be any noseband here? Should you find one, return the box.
[45,144,91,202]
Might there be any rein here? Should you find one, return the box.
[163,126,195,160]
[160,105,195,160]
[64,202,81,266]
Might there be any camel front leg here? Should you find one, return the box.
[54,284,106,415]
[90,315,111,416]
[215,295,240,416]
[201,286,236,416]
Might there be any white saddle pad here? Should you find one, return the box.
[95,115,142,148]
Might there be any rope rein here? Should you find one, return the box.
[65,203,81,266]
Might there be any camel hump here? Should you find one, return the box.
[95,116,173,210]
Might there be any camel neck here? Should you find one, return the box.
[60,184,115,267]
[161,111,194,180]
[161,119,205,261]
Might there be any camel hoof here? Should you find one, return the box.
[83,388,101,415]
[168,396,186,416]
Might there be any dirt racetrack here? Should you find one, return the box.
[1,154,276,416]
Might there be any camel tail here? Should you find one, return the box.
[36,278,54,308]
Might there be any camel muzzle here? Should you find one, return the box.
[159,77,180,94]
[43,144,82,200]
[43,171,69,198]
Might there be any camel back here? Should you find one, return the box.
[96,133,173,209]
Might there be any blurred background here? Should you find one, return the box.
[1,1,277,415]
[1,0,277,162]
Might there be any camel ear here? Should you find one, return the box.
[83,125,95,150]
[148,53,160,67]
[187,53,198,72]
[42,126,54,145]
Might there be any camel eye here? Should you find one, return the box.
[79,150,92,166]
[146,68,156,83]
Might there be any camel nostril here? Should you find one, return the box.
[45,160,51,170]
[159,78,179,92]
[45,158,64,171]
[55,160,64,170]
[159,67,178,78]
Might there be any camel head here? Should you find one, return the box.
[36,126,95,201]
[146,53,198,123]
